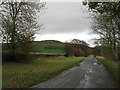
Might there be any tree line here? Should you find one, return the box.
[65,39,92,57]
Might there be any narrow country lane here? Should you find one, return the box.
[32,57,118,88]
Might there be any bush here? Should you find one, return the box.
[2,53,33,63]
[2,42,33,62]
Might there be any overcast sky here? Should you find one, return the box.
[35,2,98,47]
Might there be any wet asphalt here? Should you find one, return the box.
[31,57,118,88]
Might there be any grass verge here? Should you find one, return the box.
[96,57,119,84]
[3,57,84,88]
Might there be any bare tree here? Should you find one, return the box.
[91,10,119,61]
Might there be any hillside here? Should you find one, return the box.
[32,40,66,55]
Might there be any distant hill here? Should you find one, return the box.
[32,40,66,55]
[35,40,62,44]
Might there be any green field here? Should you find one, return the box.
[32,40,66,55]
[3,57,84,88]
[96,57,119,83]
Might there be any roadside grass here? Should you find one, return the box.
[96,57,119,83]
[2,57,84,88]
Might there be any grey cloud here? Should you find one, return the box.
[37,2,91,35]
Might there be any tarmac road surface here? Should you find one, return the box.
[32,57,118,88]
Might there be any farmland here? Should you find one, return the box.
[32,40,66,55]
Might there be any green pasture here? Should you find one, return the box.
[33,40,66,55]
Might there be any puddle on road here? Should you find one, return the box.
[88,68,93,73]
[79,73,91,87]
[93,61,103,70]
[70,67,77,70]
[93,63,97,65]
[93,62,101,66]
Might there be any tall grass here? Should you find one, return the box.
[2,57,84,88]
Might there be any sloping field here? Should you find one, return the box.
[32,40,66,55]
